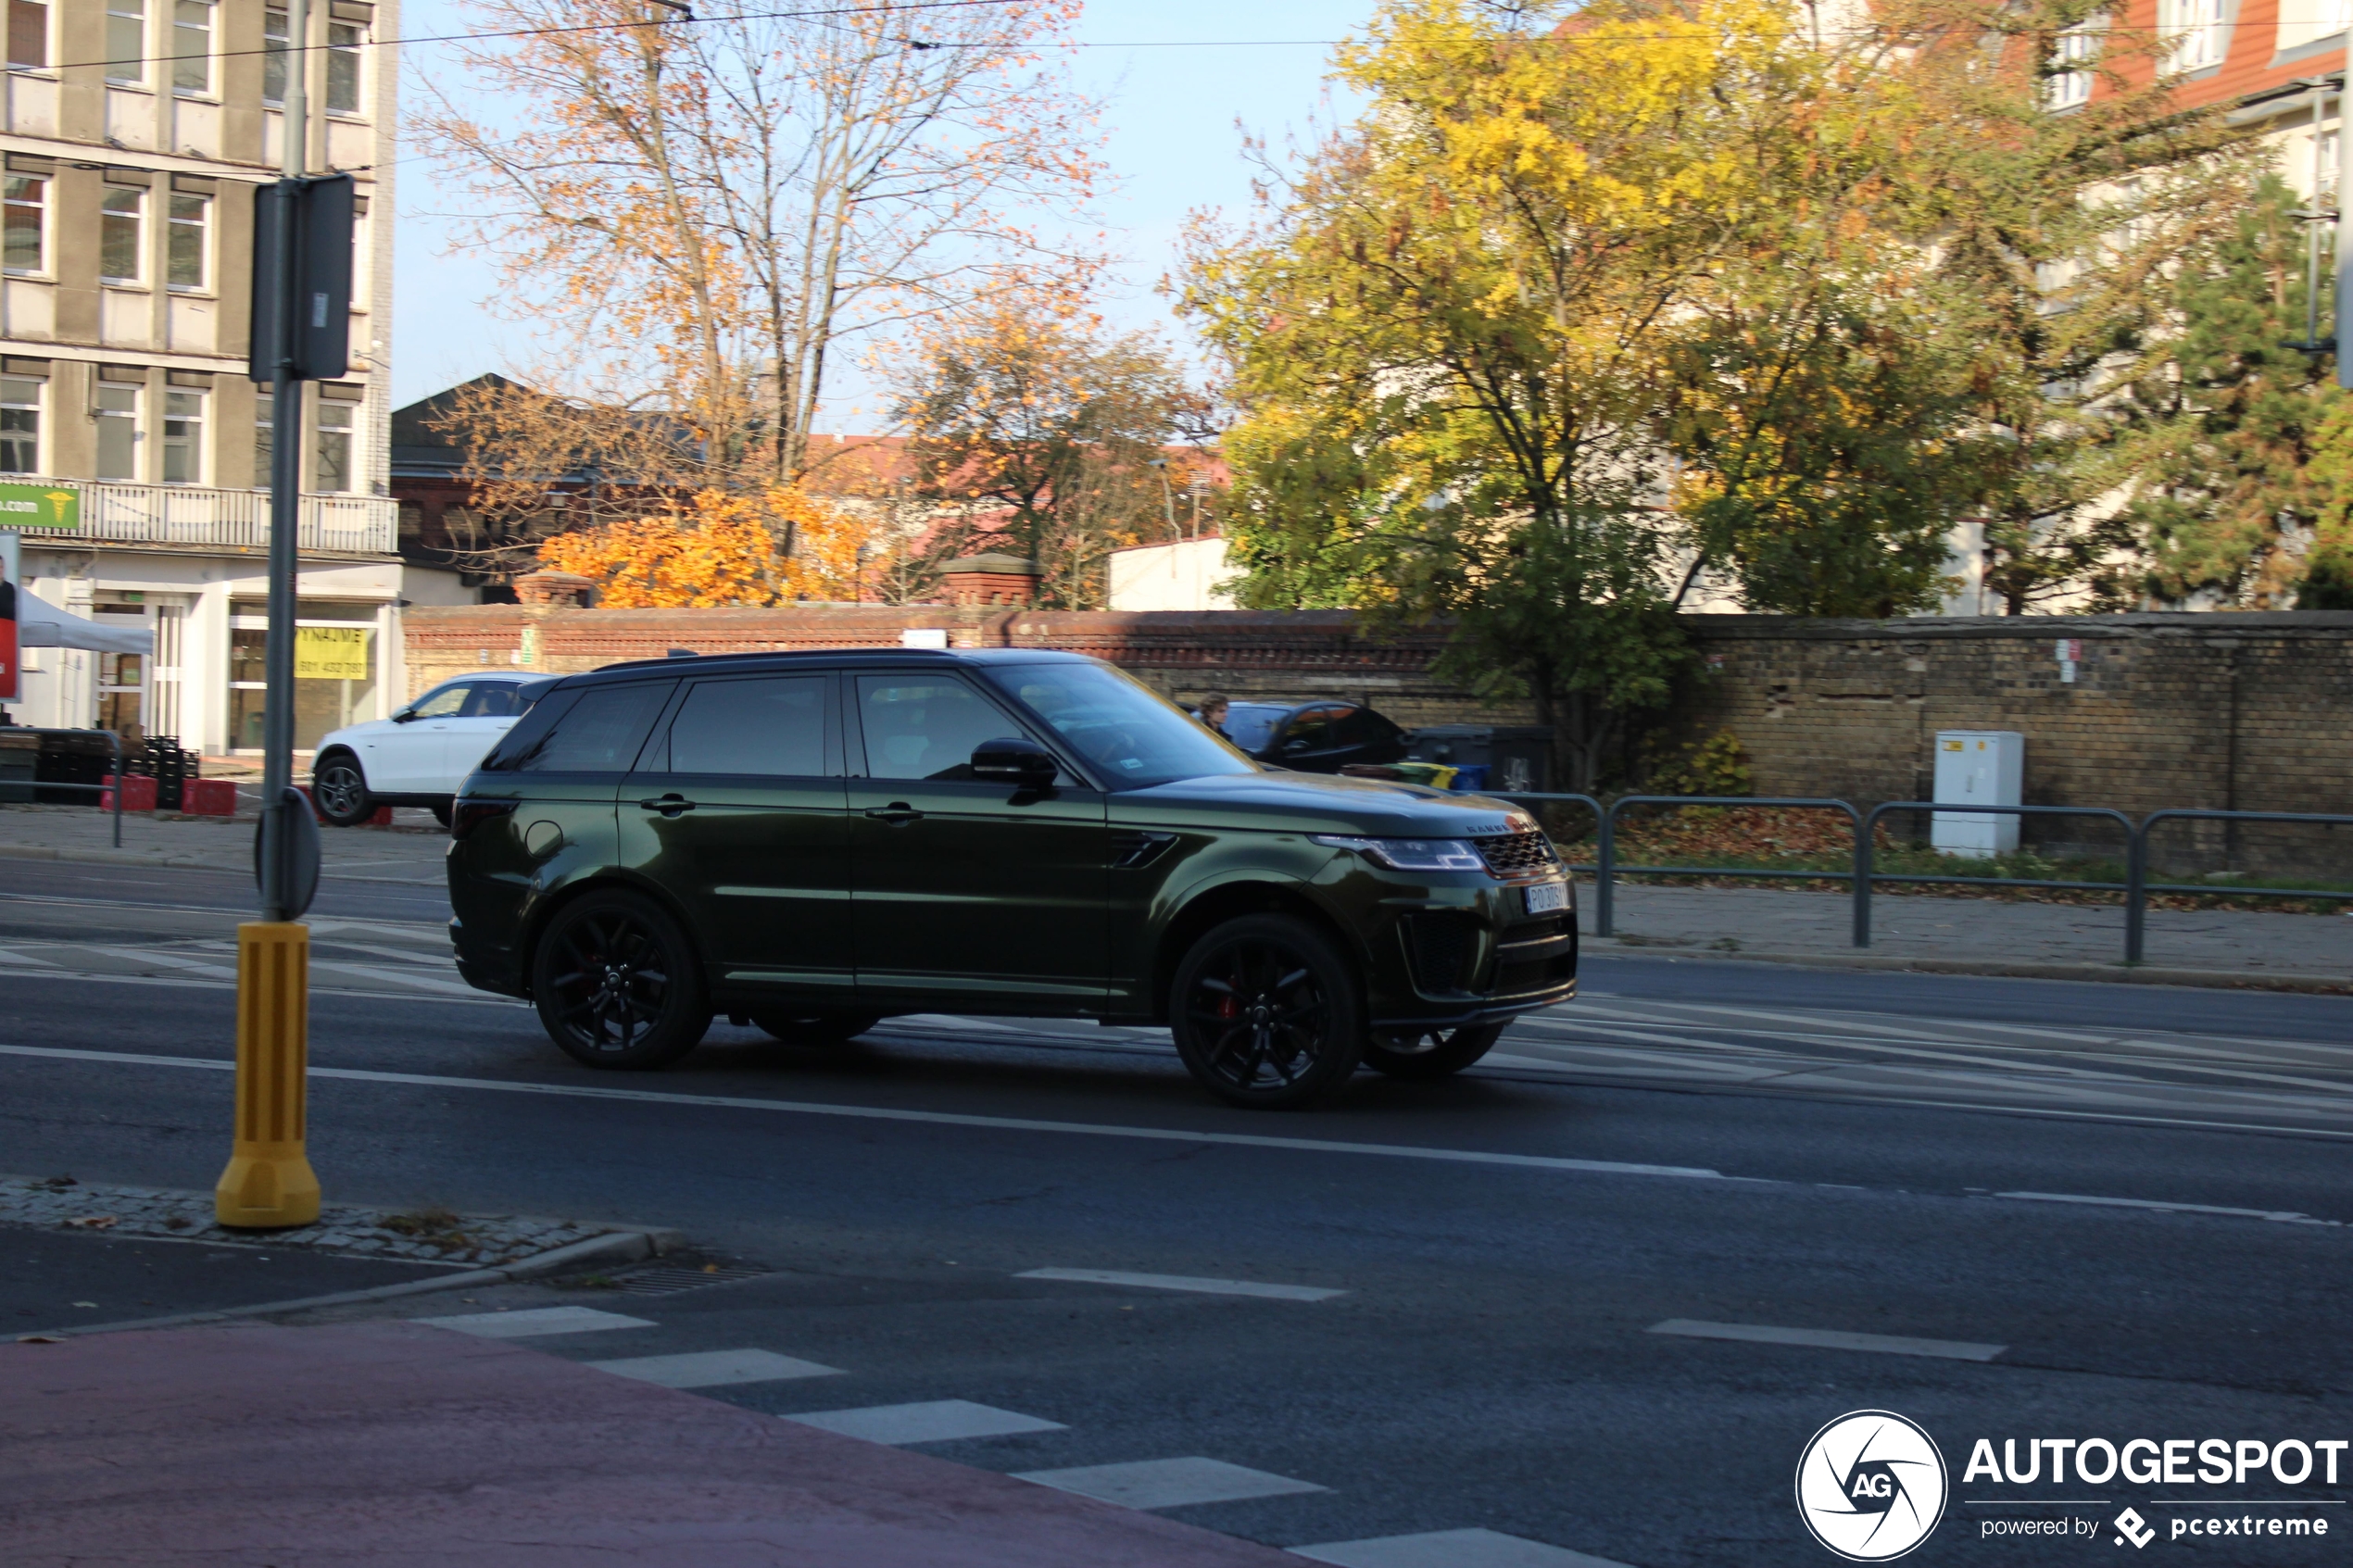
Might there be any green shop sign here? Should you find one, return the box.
[0,483,77,531]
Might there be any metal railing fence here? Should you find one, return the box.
[1498,790,2353,965]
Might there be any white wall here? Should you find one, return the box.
[1108,536,1240,611]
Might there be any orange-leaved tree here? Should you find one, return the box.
[536,489,870,607]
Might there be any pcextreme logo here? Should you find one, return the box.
[1797,1410,1951,1562]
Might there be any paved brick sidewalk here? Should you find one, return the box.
[0,1321,1302,1567]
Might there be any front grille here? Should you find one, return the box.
[1491,916,1577,999]
[1404,912,1478,994]
[1474,829,1557,876]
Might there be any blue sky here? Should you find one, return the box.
[387,0,1377,418]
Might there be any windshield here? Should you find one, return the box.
[1221,703,1289,753]
[984,661,1259,789]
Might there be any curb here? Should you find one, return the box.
[29,1225,683,1340]
[1584,938,2353,995]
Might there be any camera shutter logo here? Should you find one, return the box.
[1795,1410,1948,1561]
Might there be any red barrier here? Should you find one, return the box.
[98,773,157,812]
[181,777,238,816]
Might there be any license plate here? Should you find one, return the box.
[1524,879,1568,916]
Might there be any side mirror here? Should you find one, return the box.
[972,735,1058,789]
[391,709,418,724]
[1283,736,1312,752]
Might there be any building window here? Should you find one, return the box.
[327,19,362,114]
[4,176,41,273]
[171,0,210,94]
[7,1,46,69]
[2045,24,2096,110]
[263,6,287,103]
[105,0,145,85]
[315,397,353,491]
[254,389,271,485]
[0,377,39,473]
[168,193,206,289]
[100,188,143,282]
[163,388,203,483]
[2158,0,2224,71]
[95,381,142,481]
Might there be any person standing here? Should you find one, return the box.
[1196,692,1231,739]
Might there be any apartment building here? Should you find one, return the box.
[0,0,445,758]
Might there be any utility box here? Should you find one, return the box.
[1931,730,2024,857]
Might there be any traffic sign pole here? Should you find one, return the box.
[220,0,319,1228]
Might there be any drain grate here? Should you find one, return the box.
[614,1262,773,1297]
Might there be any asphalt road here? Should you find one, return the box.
[3,858,2349,1566]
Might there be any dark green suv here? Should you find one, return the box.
[447,649,1575,1108]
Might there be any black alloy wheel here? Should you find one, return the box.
[1171,913,1364,1109]
[751,1012,882,1047]
[310,753,375,827]
[1363,1022,1505,1079]
[531,891,710,1070]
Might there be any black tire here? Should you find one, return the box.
[751,1012,880,1047]
[1364,1022,1504,1080]
[310,752,374,827]
[1170,913,1364,1109]
[429,801,453,828]
[531,891,711,1070]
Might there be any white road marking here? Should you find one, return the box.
[1013,1456,1327,1510]
[1292,1528,1639,1568]
[1016,1268,1345,1301]
[306,960,484,997]
[411,1305,656,1338]
[0,1044,1726,1182]
[785,1399,1065,1445]
[1994,1191,2334,1225]
[1649,1318,2005,1361]
[587,1348,842,1388]
[0,947,57,966]
[79,946,241,980]
[0,968,517,1005]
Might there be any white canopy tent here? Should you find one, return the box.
[13,593,155,655]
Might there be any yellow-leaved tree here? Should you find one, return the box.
[536,489,868,608]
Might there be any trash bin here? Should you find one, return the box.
[1402,725,1554,795]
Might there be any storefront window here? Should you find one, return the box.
[228,602,382,751]
[98,650,144,738]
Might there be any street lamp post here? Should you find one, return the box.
[1147,458,1180,545]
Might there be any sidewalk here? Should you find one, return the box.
[0,1320,1301,1567]
[1593,882,2351,991]
[0,801,448,883]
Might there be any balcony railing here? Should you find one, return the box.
[6,481,397,555]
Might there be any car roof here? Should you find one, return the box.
[430,670,549,684]
[577,646,1103,683]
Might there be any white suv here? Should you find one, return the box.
[310,671,555,827]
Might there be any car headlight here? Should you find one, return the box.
[1311,834,1487,872]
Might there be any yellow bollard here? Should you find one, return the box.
[215,921,321,1227]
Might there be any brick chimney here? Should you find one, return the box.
[938,553,1042,608]
[513,570,597,609]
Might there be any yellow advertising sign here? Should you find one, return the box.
[295,626,371,680]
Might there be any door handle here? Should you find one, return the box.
[863,803,923,824]
[636,794,698,817]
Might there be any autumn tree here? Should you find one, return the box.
[535,487,867,607]
[892,300,1214,608]
[417,0,1106,564]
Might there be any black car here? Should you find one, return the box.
[1219,699,1411,773]
[446,649,1576,1109]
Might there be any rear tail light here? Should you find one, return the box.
[450,798,518,840]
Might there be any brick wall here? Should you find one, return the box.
[403,604,2353,872]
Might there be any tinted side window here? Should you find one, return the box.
[1328,707,1374,747]
[519,682,673,773]
[662,676,830,776]
[462,683,531,718]
[856,675,1021,781]
[1282,708,1337,751]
